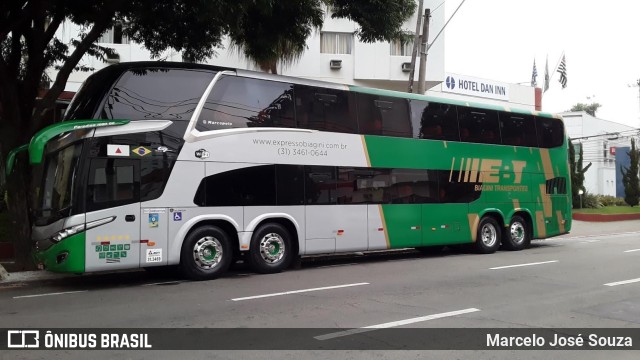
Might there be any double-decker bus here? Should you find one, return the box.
[7,62,571,280]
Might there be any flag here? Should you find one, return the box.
[544,56,550,92]
[531,59,538,87]
[557,54,567,88]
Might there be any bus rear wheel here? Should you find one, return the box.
[248,223,293,274]
[501,215,530,251]
[473,216,501,254]
[180,225,232,281]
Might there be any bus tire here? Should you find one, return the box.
[474,216,501,254]
[247,223,293,274]
[180,225,232,281]
[501,215,530,251]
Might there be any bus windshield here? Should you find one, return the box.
[33,142,83,226]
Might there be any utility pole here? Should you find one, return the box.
[416,8,431,94]
[407,0,423,93]
[631,79,640,112]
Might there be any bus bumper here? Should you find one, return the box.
[33,232,86,273]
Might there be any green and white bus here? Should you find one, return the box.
[7,62,571,280]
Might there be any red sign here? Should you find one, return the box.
[610,147,616,156]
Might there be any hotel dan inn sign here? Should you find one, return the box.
[444,73,510,101]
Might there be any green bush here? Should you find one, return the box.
[599,195,626,207]
[580,192,602,209]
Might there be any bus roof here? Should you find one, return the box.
[81,61,561,120]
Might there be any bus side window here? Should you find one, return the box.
[500,113,537,147]
[276,165,304,205]
[417,102,459,141]
[305,166,338,205]
[380,98,412,138]
[356,94,382,135]
[193,165,276,206]
[198,76,295,131]
[101,69,214,122]
[536,117,565,148]
[356,94,412,138]
[86,159,140,212]
[457,107,501,145]
[295,85,357,133]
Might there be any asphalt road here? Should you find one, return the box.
[1,220,640,359]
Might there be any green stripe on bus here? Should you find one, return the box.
[34,232,86,273]
[363,136,571,241]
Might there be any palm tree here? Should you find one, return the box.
[228,1,324,74]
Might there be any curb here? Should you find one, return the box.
[0,263,9,281]
[573,213,640,222]
[0,269,80,284]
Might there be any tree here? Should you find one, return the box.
[570,102,601,117]
[621,138,640,207]
[1,1,416,269]
[228,0,415,73]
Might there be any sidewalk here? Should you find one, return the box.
[567,219,640,237]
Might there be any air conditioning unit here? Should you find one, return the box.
[329,59,342,69]
[106,53,120,64]
[401,62,412,72]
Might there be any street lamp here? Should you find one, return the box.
[578,189,584,209]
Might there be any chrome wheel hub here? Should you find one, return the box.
[510,222,525,244]
[481,223,498,248]
[259,233,285,264]
[193,236,222,269]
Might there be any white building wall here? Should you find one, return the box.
[562,111,635,196]
[208,1,445,89]
[48,3,540,125]
[49,1,539,113]
[50,1,446,93]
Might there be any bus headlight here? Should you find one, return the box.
[49,216,116,243]
[51,224,85,243]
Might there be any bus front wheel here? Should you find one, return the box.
[474,216,501,254]
[180,225,233,281]
[501,215,530,251]
[248,223,293,274]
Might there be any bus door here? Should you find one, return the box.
[84,158,141,272]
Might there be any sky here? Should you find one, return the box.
[442,0,640,128]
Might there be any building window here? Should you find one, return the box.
[390,37,415,56]
[99,23,130,44]
[320,32,353,54]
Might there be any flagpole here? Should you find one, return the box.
[551,50,565,78]
[541,51,565,98]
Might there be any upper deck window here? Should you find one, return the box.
[536,117,565,148]
[500,114,537,147]
[197,76,295,132]
[295,85,358,133]
[457,107,501,144]
[357,94,412,138]
[103,69,214,121]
